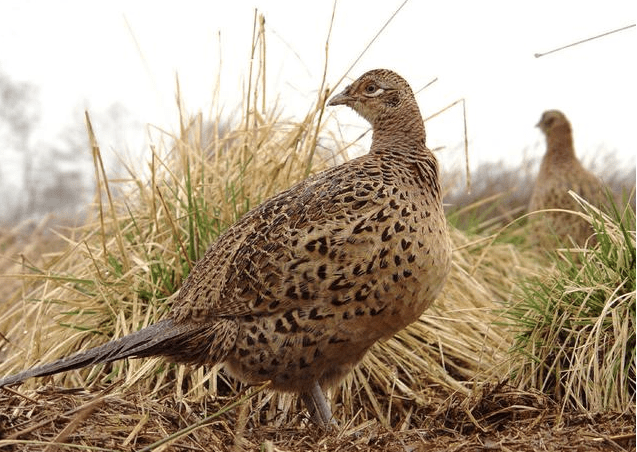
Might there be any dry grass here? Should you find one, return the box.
[0,11,635,452]
[505,195,636,413]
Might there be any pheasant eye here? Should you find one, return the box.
[365,84,377,93]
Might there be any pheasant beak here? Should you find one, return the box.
[327,87,353,107]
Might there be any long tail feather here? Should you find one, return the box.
[0,319,186,387]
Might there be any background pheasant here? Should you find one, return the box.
[0,69,451,429]
[528,109,606,247]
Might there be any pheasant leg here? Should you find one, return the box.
[300,382,336,429]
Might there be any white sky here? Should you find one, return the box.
[0,0,635,183]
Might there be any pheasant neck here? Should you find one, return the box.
[544,125,577,166]
[370,130,427,156]
[370,106,427,157]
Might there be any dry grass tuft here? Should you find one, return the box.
[505,195,636,413]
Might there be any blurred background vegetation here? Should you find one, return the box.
[0,66,139,224]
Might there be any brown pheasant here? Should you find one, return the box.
[0,69,452,429]
[529,110,606,247]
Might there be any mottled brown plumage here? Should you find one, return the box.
[529,110,605,247]
[0,69,452,428]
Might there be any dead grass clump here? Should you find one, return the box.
[505,196,636,413]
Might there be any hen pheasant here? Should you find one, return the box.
[0,69,452,429]
[529,110,605,247]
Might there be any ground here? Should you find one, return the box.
[0,382,633,451]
